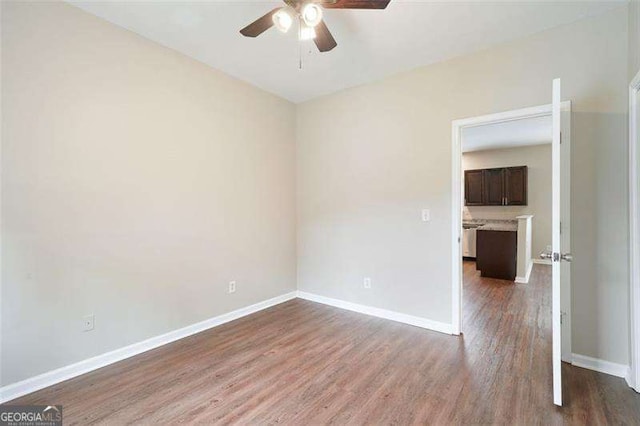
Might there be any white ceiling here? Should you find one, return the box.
[461,115,552,153]
[68,0,624,103]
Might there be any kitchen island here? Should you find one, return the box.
[463,219,518,281]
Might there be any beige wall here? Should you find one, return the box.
[1,1,297,386]
[297,7,629,364]
[462,144,551,260]
[630,0,640,81]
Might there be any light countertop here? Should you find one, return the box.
[463,219,517,232]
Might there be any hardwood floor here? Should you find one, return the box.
[7,262,640,424]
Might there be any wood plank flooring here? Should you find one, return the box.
[6,262,640,424]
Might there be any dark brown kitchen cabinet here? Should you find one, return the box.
[483,168,505,205]
[463,166,527,206]
[504,166,528,205]
[476,229,517,280]
[464,170,484,206]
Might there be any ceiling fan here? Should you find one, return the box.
[239,0,391,53]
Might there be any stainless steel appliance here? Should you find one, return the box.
[462,224,478,258]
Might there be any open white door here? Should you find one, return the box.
[560,102,572,365]
[541,79,572,406]
[550,78,572,406]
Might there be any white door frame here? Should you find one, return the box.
[628,70,640,392]
[451,102,571,359]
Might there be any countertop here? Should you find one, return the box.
[463,219,518,232]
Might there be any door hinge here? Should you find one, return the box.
[560,132,562,144]
[560,221,562,234]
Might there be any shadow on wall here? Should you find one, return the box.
[570,110,629,364]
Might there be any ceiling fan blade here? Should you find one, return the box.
[320,0,390,9]
[314,20,337,52]
[240,8,279,37]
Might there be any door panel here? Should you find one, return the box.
[505,166,528,205]
[464,170,484,205]
[560,105,572,363]
[483,168,505,205]
[551,78,562,406]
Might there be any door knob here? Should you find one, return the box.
[540,252,572,262]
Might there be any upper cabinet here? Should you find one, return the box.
[464,166,528,206]
[464,169,484,206]
[483,168,505,205]
[504,166,528,205]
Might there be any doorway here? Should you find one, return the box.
[451,95,572,405]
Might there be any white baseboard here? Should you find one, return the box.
[515,261,534,284]
[571,353,630,379]
[297,291,453,335]
[0,291,297,404]
[532,259,552,266]
[16,291,633,404]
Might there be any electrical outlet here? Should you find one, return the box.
[421,209,430,222]
[83,314,95,332]
[363,277,371,289]
[228,281,236,294]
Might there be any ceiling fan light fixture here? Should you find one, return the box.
[301,3,323,27]
[299,23,316,40]
[272,7,293,33]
